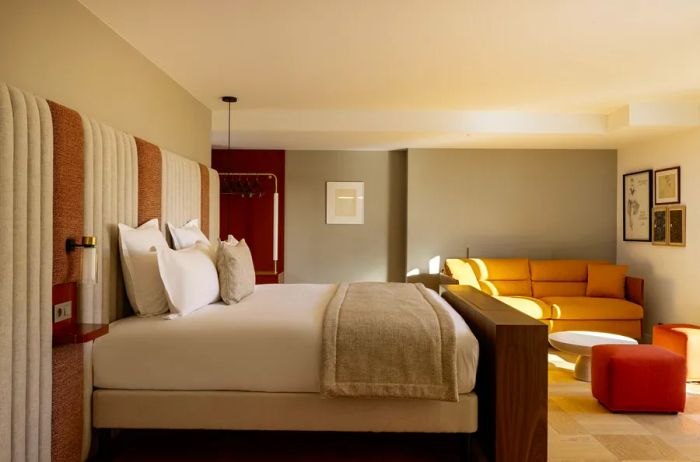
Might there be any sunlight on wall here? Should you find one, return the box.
[406,268,420,277]
[428,256,441,274]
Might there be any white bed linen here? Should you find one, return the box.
[93,284,479,394]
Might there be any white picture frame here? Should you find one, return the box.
[326,181,364,224]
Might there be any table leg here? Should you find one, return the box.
[574,354,592,382]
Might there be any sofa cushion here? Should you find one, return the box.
[586,264,628,299]
[494,296,551,320]
[445,259,480,287]
[446,258,533,296]
[479,280,533,297]
[532,281,587,298]
[467,258,530,281]
[543,296,643,320]
[529,259,608,282]
[469,258,532,296]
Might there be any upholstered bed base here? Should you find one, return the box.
[92,390,478,434]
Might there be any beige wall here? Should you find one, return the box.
[407,149,617,274]
[0,0,211,165]
[617,128,700,340]
[285,150,406,283]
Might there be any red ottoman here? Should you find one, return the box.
[591,344,686,413]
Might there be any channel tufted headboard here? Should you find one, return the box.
[48,96,220,323]
[2,82,219,462]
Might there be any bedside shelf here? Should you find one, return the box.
[52,323,109,346]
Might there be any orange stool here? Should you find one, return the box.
[591,344,686,413]
[653,324,700,381]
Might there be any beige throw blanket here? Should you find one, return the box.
[321,282,458,402]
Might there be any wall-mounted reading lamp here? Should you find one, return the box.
[66,236,97,284]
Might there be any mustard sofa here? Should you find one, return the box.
[444,258,644,339]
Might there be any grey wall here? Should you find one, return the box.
[407,149,617,273]
[0,0,212,165]
[285,150,406,283]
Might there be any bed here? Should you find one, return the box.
[31,90,546,462]
[92,283,480,434]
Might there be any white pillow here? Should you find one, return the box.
[118,218,169,316]
[168,218,210,249]
[156,243,220,316]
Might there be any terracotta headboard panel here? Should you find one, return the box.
[135,137,162,226]
[49,101,84,286]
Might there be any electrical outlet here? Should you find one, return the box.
[53,301,72,324]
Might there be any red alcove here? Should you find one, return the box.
[212,149,285,284]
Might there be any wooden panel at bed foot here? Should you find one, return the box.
[443,285,548,462]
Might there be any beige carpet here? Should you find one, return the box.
[548,348,700,461]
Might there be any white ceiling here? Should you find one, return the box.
[79,0,700,150]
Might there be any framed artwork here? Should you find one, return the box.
[668,205,686,247]
[326,181,364,224]
[655,167,681,205]
[652,206,668,245]
[623,169,652,242]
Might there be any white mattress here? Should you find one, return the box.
[93,284,479,394]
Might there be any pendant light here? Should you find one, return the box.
[221,96,238,149]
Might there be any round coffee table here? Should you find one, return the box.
[549,331,638,381]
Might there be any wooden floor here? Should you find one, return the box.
[548,349,700,461]
[104,349,700,461]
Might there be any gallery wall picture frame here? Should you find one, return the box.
[326,181,364,225]
[668,205,686,247]
[652,206,669,245]
[655,166,681,205]
[623,169,653,242]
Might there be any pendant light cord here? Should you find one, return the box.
[222,96,237,150]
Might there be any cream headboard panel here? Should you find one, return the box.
[81,117,138,323]
[161,150,201,240]
[209,168,220,242]
[0,83,53,462]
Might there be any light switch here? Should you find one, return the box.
[53,301,72,324]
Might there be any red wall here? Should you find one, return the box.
[212,149,285,283]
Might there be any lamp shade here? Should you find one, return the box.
[81,245,97,285]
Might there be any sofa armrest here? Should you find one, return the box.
[625,276,644,307]
[442,262,455,278]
